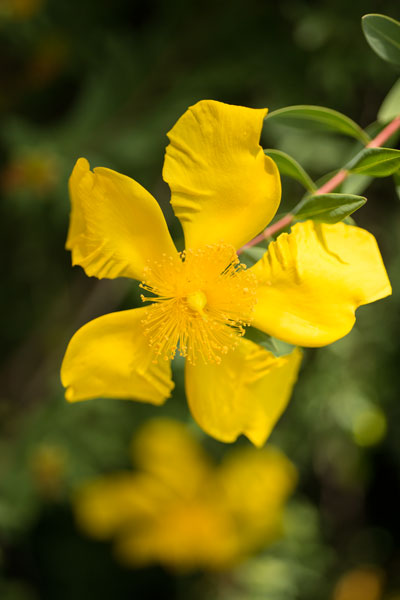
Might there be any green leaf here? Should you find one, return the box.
[240,246,266,268]
[341,173,373,196]
[264,149,317,192]
[394,171,400,201]
[362,14,400,66]
[294,193,366,224]
[266,105,370,144]
[347,147,400,177]
[245,327,295,357]
[343,215,357,226]
[378,78,400,122]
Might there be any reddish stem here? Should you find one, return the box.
[367,115,400,148]
[316,169,348,194]
[238,115,400,254]
[240,213,294,251]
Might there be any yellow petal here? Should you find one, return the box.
[131,419,213,498]
[251,220,392,347]
[185,339,302,447]
[163,100,281,250]
[218,446,297,513]
[116,500,239,571]
[74,473,170,539]
[67,158,178,280]
[216,446,297,547]
[61,307,174,404]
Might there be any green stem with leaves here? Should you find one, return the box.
[239,115,400,253]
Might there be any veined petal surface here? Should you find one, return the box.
[61,307,174,404]
[251,221,392,347]
[67,158,178,280]
[185,339,302,447]
[163,100,281,250]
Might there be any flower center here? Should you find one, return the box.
[186,291,207,315]
[139,243,257,364]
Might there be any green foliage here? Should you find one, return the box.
[219,501,332,600]
[340,173,373,195]
[245,327,295,357]
[264,149,316,192]
[293,193,366,224]
[266,105,370,144]
[240,246,266,268]
[362,14,400,65]
[346,147,400,177]
[378,78,400,122]
[394,171,400,200]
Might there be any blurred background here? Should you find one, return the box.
[0,0,399,598]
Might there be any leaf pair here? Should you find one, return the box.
[261,15,400,231]
[265,134,400,227]
[265,145,400,225]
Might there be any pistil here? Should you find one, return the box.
[140,243,257,364]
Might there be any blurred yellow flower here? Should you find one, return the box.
[74,419,297,571]
[61,100,390,445]
[333,567,384,600]
[0,0,43,20]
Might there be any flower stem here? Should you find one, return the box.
[239,115,400,254]
[240,214,294,251]
[316,169,348,194]
[367,115,400,148]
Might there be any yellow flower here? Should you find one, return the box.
[74,419,297,571]
[332,567,384,600]
[61,100,391,446]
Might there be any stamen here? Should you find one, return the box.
[140,243,257,364]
